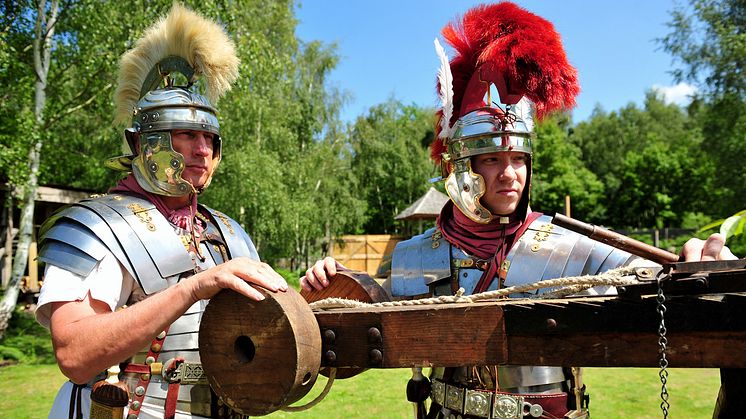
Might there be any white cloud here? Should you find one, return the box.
[652,82,698,106]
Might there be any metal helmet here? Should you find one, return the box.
[432,2,580,223]
[106,4,239,197]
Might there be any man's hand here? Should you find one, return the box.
[680,233,738,262]
[300,257,346,292]
[184,257,288,302]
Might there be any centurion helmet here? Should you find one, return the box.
[106,4,239,197]
[432,2,580,223]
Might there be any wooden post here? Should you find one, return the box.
[2,198,13,289]
[564,195,571,218]
[27,240,37,292]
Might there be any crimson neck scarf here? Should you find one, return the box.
[109,175,204,237]
[436,201,541,293]
[436,201,522,260]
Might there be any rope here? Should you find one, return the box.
[280,368,337,412]
[309,266,639,310]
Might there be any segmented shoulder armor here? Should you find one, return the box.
[389,215,640,297]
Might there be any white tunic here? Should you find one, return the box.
[37,251,211,419]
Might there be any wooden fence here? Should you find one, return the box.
[329,235,404,277]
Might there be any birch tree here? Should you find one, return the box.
[0,0,59,337]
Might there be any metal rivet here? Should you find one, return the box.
[134,386,145,396]
[145,356,155,365]
[324,350,336,363]
[150,343,162,353]
[431,240,440,249]
[367,327,382,343]
[141,373,150,381]
[157,331,167,340]
[546,318,557,329]
[130,400,141,410]
[369,348,383,364]
[463,272,468,278]
[530,404,543,417]
[637,268,653,278]
[463,184,470,192]
[323,329,336,344]
[531,243,541,252]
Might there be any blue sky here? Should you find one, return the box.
[294,1,695,124]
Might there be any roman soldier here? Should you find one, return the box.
[35,4,287,418]
[304,3,647,418]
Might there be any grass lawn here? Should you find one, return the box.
[0,364,720,418]
[0,364,68,419]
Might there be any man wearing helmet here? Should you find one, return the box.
[302,2,734,418]
[34,5,285,418]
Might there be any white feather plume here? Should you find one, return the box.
[513,97,535,132]
[434,38,454,140]
[114,3,239,126]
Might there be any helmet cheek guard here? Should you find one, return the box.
[444,158,491,223]
[132,131,192,196]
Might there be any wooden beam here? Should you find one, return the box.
[315,294,746,369]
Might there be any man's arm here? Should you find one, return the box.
[50,257,287,384]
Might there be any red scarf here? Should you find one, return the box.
[436,201,541,292]
[109,175,204,238]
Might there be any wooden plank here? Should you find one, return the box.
[313,294,746,369]
[26,240,38,292]
[316,303,506,368]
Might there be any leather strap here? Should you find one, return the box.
[163,356,186,419]
[68,383,84,419]
[123,328,168,418]
[165,381,180,419]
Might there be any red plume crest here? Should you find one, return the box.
[432,2,580,162]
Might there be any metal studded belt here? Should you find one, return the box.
[431,379,568,419]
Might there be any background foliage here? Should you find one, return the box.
[1,0,745,267]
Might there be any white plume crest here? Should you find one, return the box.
[514,97,534,132]
[434,38,454,140]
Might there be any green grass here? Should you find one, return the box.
[0,365,721,418]
[0,364,68,419]
[584,367,719,418]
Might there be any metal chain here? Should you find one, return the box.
[657,271,670,418]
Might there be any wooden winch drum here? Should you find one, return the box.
[199,288,321,416]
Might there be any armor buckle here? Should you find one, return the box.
[445,384,465,412]
[431,379,446,406]
[464,389,492,417]
[162,359,206,384]
[492,394,524,419]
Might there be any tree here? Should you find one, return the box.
[0,0,60,338]
[531,113,605,222]
[349,100,436,234]
[660,0,746,216]
[570,92,715,228]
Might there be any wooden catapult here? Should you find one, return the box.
[198,216,746,417]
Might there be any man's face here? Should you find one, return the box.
[470,151,528,216]
[171,130,216,188]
